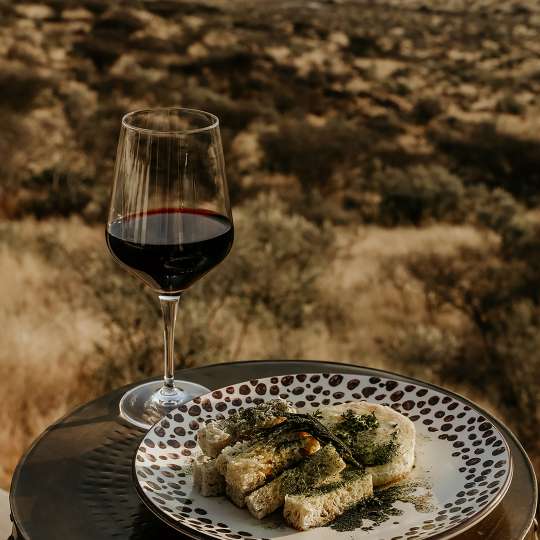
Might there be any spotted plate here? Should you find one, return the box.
[134,372,513,540]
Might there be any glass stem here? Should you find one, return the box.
[159,294,181,394]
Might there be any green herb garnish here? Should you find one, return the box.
[334,410,378,442]
[332,409,399,466]
[223,399,292,439]
[301,467,367,496]
[259,412,361,467]
[279,444,344,496]
[332,410,379,450]
[330,480,434,532]
[369,431,399,466]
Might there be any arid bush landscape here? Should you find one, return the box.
[1,0,539,489]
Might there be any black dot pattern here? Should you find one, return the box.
[135,373,511,540]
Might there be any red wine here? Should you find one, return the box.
[106,208,233,293]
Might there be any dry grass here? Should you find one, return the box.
[0,219,109,487]
[320,224,489,365]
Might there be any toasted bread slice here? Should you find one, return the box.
[215,440,253,476]
[246,444,346,519]
[226,482,249,508]
[319,402,415,487]
[197,399,295,458]
[197,422,231,459]
[283,468,373,530]
[223,432,321,506]
[192,455,225,496]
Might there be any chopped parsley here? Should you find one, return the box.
[279,444,344,496]
[337,411,378,436]
[369,431,399,465]
[222,399,292,439]
[300,467,367,497]
[330,480,434,532]
[332,409,399,466]
[332,410,379,448]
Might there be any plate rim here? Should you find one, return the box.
[134,368,515,540]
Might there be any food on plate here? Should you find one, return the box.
[318,402,415,486]
[192,455,225,496]
[193,397,416,530]
[283,468,373,530]
[218,430,321,507]
[226,481,251,508]
[246,444,346,519]
[197,399,295,457]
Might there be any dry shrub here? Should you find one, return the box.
[496,94,525,115]
[464,186,525,233]
[0,64,50,112]
[0,109,32,216]
[322,222,486,369]
[182,87,266,132]
[260,119,371,193]
[374,164,464,225]
[412,96,442,124]
[14,169,95,219]
[431,120,540,203]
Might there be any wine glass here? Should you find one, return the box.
[106,107,234,429]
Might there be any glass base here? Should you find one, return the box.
[119,380,211,430]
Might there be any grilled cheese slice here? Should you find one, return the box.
[246,444,346,519]
[283,468,373,531]
[319,402,415,487]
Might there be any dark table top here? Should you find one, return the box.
[9,360,539,539]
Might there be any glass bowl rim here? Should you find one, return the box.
[121,107,219,135]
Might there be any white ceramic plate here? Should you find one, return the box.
[134,372,512,540]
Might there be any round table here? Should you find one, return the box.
[9,360,539,539]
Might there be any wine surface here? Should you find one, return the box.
[107,208,233,293]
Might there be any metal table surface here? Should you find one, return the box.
[9,360,538,539]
